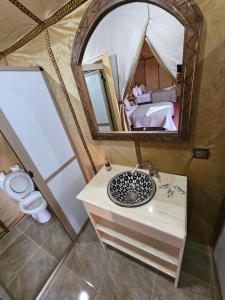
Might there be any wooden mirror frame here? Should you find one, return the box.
[71,0,203,141]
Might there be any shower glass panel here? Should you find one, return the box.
[85,70,114,132]
[0,71,74,180]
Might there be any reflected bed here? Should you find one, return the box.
[136,86,177,105]
[127,102,177,131]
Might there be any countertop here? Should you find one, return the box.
[77,164,187,240]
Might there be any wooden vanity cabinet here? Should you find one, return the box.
[77,165,187,287]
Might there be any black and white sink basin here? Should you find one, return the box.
[107,171,156,207]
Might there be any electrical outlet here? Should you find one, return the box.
[193,148,210,159]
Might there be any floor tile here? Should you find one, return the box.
[6,248,57,300]
[16,216,33,233]
[0,228,21,256]
[212,253,224,300]
[0,284,11,300]
[211,251,220,288]
[97,250,155,300]
[105,244,117,259]
[42,265,96,300]
[24,215,59,247]
[186,239,210,257]
[208,246,214,258]
[94,292,110,300]
[64,241,109,289]
[77,221,99,244]
[152,271,214,300]
[0,234,38,287]
[42,224,72,260]
[182,245,212,284]
[213,288,222,300]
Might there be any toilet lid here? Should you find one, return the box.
[3,171,34,201]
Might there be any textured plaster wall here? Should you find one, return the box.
[1,0,225,244]
[0,133,23,228]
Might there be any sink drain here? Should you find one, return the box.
[127,190,138,201]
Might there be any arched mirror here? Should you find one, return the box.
[72,0,202,141]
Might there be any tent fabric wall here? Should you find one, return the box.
[0,0,224,245]
[18,0,71,20]
[0,0,85,54]
[0,0,37,52]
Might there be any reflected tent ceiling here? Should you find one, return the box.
[83,3,185,99]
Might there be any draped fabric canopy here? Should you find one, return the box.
[83,3,185,99]
[0,0,71,52]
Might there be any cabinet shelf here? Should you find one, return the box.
[101,236,176,278]
[96,224,178,266]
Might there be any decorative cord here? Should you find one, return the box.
[134,141,142,163]
[44,28,97,174]
[1,0,88,56]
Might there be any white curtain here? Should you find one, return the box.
[83,3,148,99]
[83,3,184,99]
[146,5,184,78]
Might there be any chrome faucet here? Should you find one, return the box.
[131,160,160,181]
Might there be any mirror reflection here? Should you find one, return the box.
[82,3,184,133]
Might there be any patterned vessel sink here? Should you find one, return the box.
[107,171,156,207]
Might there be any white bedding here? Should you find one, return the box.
[126,106,138,124]
[136,86,177,104]
[145,102,176,130]
[127,102,176,131]
[136,91,152,104]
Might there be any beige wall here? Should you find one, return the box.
[134,60,146,87]
[133,46,173,91]
[0,132,23,230]
[1,0,225,244]
[132,58,173,90]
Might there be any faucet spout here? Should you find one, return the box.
[130,163,140,175]
[130,160,160,181]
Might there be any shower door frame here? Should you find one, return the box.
[0,66,89,241]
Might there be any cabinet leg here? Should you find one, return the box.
[87,211,106,251]
[174,239,186,287]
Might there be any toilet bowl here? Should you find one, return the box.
[0,165,51,223]
[20,191,51,223]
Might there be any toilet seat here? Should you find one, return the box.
[3,171,34,201]
[1,165,51,223]
[3,170,47,214]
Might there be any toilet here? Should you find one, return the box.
[0,164,51,223]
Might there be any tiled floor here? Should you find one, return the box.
[42,222,222,300]
[0,213,72,300]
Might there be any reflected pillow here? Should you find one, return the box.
[137,86,143,96]
[140,84,147,93]
[132,86,138,98]
[124,98,132,111]
[163,85,176,91]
